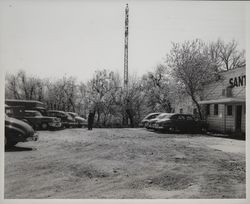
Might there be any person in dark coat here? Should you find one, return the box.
[87,112,94,130]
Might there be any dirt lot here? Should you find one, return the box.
[4,128,245,199]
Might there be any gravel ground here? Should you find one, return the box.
[4,128,246,199]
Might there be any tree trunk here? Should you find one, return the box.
[191,95,203,120]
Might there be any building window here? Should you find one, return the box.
[214,104,218,115]
[179,108,183,114]
[206,104,210,115]
[227,105,232,116]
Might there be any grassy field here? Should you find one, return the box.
[4,128,246,199]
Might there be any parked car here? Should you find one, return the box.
[5,99,47,116]
[5,114,38,147]
[140,112,161,128]
[24,110,61,130]
[147,113,172,129]
[5,106,61,130]
[154,113,208,133]
[47,110,75,128]
[67,112,87,128]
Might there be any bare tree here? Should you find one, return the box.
[141,64,174,113]
[208,39,245,70]
[166,39,218,119]
[5,70,45,101]
[5,73,21,99]
[43,76,77,112]
[86,70,122,126]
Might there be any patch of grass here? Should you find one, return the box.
[150,172,194,190]
[69,164,110,179]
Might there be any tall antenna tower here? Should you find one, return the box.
[124,4,129,90]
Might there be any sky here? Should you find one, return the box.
[0,1,247,83]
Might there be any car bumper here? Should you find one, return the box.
[26,132,39,142]
[155,124,164,129]
[155,123,171,130]
[49,122,62,128]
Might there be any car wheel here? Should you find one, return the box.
[41,122,48,130]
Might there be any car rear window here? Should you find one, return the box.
[148,114,159,119]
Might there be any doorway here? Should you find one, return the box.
[235,105,242,132]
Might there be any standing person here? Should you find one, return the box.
[88,111,94,130]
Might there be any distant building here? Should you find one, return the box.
[175,67,246,133]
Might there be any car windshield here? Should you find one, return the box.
[65,113,73,120]
[34,111,42,116]
[157,114,167,119]
[68,112,77,117]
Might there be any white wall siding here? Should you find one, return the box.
[207,104,225,132]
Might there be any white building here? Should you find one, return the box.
[175,67,246,133]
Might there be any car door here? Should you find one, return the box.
[171,114,185,131]
[184,115,196,132]
[176,115,186,131]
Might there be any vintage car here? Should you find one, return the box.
[24,110,61,130]
[5,114,38,147]
[5,99,47,115]
[140,112,161,128]
[47,110,75,128]
[5,106,61,130]
[147,113,171,129]
[67,112,87,128]
[154,113,208,133]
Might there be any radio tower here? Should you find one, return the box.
[124,4,129,90]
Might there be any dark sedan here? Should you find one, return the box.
[154,113,207,133]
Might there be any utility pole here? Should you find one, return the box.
[123,4,129,126]
[124,4,129,90]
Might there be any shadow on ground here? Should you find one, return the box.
[5,146,36,152]
[147,129,245,141]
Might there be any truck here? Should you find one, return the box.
[5,104,61,130]
[5,99,47,115]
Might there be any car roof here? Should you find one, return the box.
[5,99,44,105]
[158,113,175,116]
[172,113,194,116]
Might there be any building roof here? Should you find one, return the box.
[198,98,245,105]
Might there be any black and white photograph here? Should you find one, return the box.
[0,0,248,202]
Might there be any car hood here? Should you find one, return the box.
[75,116,87,122]
[5,116,34,136]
